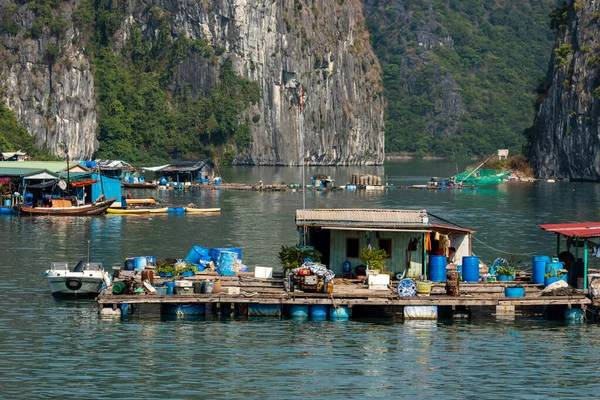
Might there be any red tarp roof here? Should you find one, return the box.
[539,222,600,238]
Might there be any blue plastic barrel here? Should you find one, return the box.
[215,177,221,185]
[217,251,237,276]
[3,199,11,206]
[462,256,480,282]
[165,281,176,295]
[329,305,350,320]
[545,259,563,277]
[248,304,282,317]
[160,177,168,185]
[124,258,135,271]
[343,260,351,273]
[544,276,560,287]
[145,256,156,265]
[531,255,550,284]
[310,305,328,320]
[429,255,447,282]
[288,304,309,319]
[203,281,214,294]
[185,246,209,264]
[134,257,147,273]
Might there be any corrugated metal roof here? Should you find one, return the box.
[296,209,429,229]
[0,167,59,178]
[431,224,475,234]
[0,161,72,172]
[539,222,600,238]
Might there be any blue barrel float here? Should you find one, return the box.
[462,256,480,283]
[248,304,282,317]
[329,306,350,320]
[309,305,328,320]
[162,304,206,316]
[429,255,447,282]
[531,255,550,284]
[288,304,309,319]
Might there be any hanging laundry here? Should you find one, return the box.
[425,233,432,251]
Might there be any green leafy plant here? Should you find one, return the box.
[278,245,322,274]
[496,265,515,277]
[360,247,388,272]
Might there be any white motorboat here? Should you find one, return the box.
[44,261,111,298]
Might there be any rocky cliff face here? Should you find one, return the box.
[0,0,98,159]
[531,1,600,180]
[0,0,384,165]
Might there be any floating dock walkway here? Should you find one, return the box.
[97,273,591,320]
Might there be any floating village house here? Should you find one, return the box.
[295,209,474,277]
[0,161,121,205]
[154,160,216,185]
[1,151,28,161]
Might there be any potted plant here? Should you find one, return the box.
[544,272,561,287]
[495,265,515,281]
[278,245,322,274]
[360,247,388,273]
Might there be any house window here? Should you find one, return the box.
[346,238,360,258]
[379,238,392,258]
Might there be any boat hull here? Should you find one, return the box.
[20,198,117,216]
[46,275,104,297]
[184,207,221,214]
[107,207,169,215]
[121,182,158,189]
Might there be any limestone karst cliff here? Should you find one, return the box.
[530,1,600,180]
[0,0,384,165]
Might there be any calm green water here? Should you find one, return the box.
[2,160,600,398]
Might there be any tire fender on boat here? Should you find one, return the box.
[66,278,83,291]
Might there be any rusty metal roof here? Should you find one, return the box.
[539,222,600,238]
[296,209,429,229]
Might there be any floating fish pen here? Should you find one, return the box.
[97,272,591,321]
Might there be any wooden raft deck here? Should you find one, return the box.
[97,276,591,308]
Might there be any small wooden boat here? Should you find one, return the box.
[121,182,158,189]
[123,198,156,205]
[184,207,221,214]
[107,207,169,215]
[20,197,117,216]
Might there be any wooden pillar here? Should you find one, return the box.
[584,239,589,291]
[422,232,427,278]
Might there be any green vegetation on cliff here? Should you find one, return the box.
[365,0,557,157]
[76,1,261,164]
[0,105,56,160]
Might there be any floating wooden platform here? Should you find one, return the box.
[97,274,590,318]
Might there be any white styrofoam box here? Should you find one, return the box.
[175,280,193,287]
[368,274,390,287]
[369,284,390,291]
[175,287,194,295]
[254,266,273,279]
[224,287,240,295]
